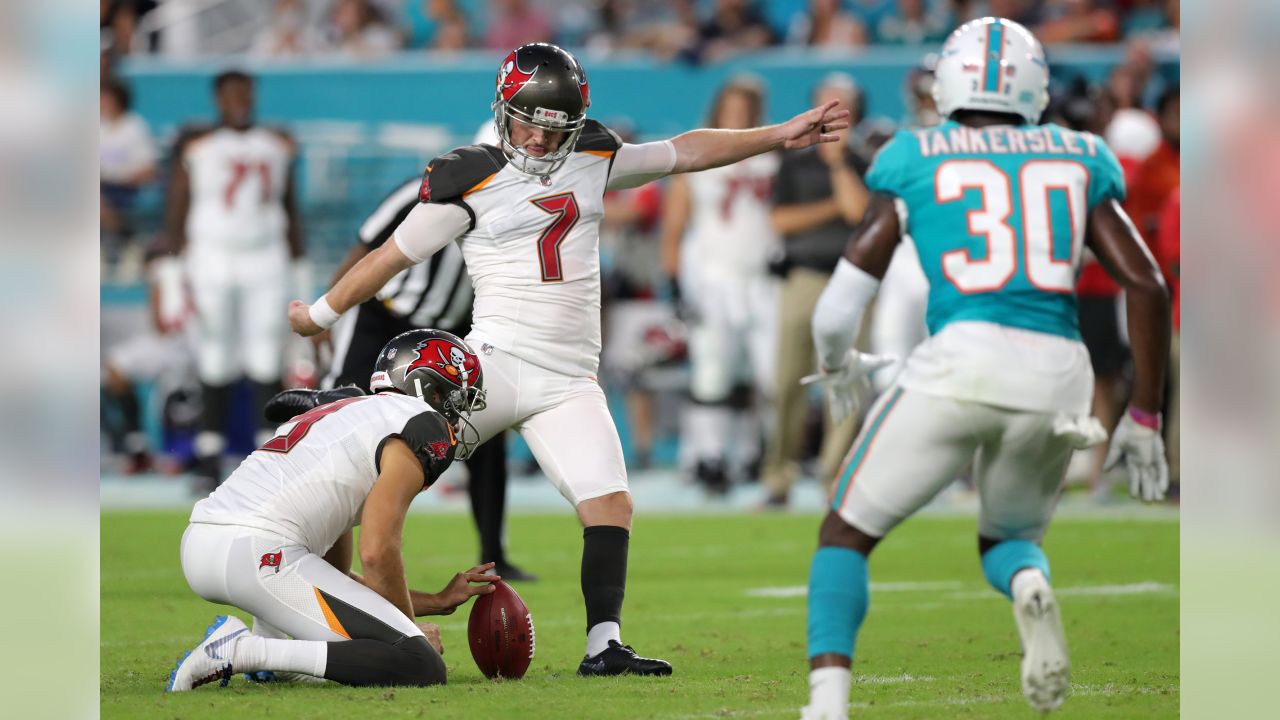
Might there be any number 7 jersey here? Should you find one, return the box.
[868,120,1125,340]
[866,121,1126,415]
[417,119,622,377]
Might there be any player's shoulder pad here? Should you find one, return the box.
[863,128,918,196]
[574,119,622,155]
[393,410,457,487]
[419,144,508,203]
[265,126,299,154]
[172,124,214,157]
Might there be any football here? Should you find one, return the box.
[467,580,535,679]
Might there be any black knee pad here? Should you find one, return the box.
[395,636,447,687]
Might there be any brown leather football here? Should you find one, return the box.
[467,580,535,679]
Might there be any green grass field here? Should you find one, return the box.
[102,510,1178,719]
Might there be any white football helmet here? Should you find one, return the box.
[932,17,1049,124]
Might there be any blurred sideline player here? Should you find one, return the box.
[760,73,870,507]
[319,174,535,581]
[659,75,781,495]
[167,329,497,691]
[102,248,195,473]
[162,70,309,492]
[800,19,1170,718]
[289,42,850,675]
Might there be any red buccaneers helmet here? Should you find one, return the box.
[492,42,590,176]
[371,329,487,457]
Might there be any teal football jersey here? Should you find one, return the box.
[865,120,1126,340]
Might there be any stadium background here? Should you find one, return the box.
[98,2,1182,717]
[101,1,1179,494]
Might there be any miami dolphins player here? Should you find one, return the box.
[800,18,1170,717]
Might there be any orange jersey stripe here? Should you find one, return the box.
[463,172,499,197]
[580,150,615,159]
[313,587,351,639]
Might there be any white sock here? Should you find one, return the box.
[232,634,328,677]
[585,621,621,657]
[1011,567,1049,599]
[807,666,851,718]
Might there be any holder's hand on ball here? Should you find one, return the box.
[430,562,500,616]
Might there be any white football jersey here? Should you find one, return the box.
[189,392,454,555]
[414,122,625,378]
[683,153,780,278]
[183,126,293,254]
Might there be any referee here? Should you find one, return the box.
[321,176,535,582]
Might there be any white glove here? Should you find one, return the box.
[1104,411,1169,502]
[801,350,897,424]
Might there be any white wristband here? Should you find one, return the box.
[309,295,341,330]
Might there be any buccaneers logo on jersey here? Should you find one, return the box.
[408,339,481,388]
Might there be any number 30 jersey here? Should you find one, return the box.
[867,121,1126,415]
[416,120,622,378]
[189,393,456,555]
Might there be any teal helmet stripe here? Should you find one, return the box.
[983,21,1005,93]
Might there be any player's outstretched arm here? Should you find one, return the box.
[804,195,901,422]
[669,99,850,174]
[1088,199,1172,501]
[288,241,416,336]
[288,201,470,336]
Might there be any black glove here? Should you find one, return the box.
[666,277,698,325]
[264,385,367,423]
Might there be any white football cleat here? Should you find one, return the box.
[1013,575,1070,712]
[166,615,249,692]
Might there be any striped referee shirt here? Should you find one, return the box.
[359,177,473,331]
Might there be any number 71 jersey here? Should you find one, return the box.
[418,120,623,377]
[867,120,1126,341]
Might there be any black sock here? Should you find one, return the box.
[581,525,629,632]
[323,635,445,687]
[467,435,509,565]
[200,382,232,436]
[119,386,142,435]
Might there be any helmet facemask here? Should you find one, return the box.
[493,100,586,177]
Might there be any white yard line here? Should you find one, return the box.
[746,581,1178,601]
[671,682,1179,719]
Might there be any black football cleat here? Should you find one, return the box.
[577,640,672,677]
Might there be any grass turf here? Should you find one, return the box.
[102,510,1177,718]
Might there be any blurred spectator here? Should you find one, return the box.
[903,55,941,126]
[848,0,899,33]
[1104,65,1161,174]
[100,79,158,270]
[760,73,870,508]
[102,249,195,475]
[588,0,698,59]
[251,0,326,59]
[403,0,474,50]
[423,0,472,51]
[1122,0,1171,38]
[694,0,777,63]
[327,0,403,58]
[484,0,553,51]
[958,0,1039,26]
[1125,87,1179,244]
[788,0,868,48]
[874,0,951,45]
[1036,0,1120,44]
[101,0,158,58]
